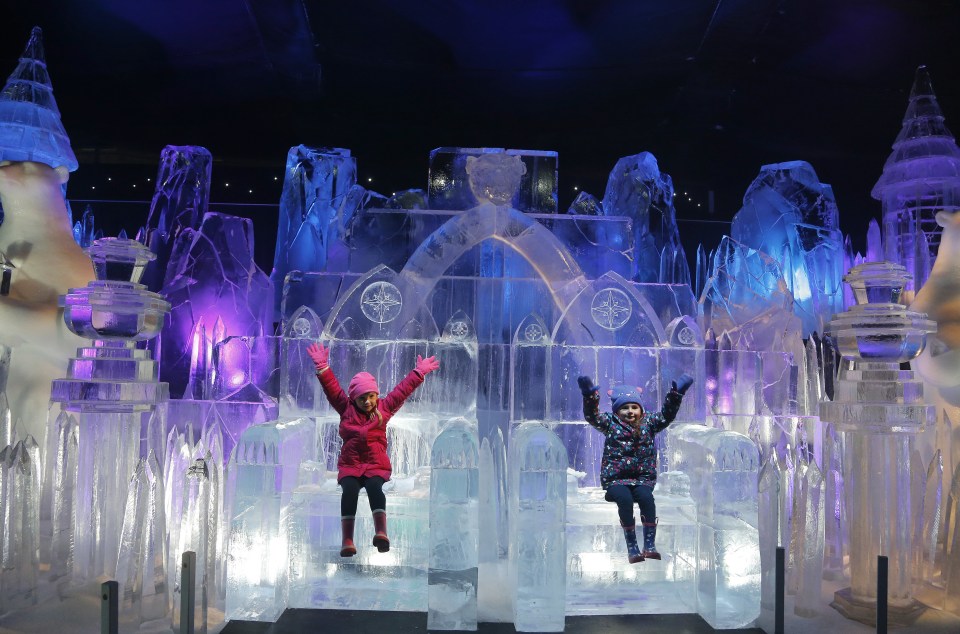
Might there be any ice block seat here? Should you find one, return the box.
[278,481,431,612]
[564,480,698,616]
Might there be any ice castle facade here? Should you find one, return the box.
[2,25,960,633]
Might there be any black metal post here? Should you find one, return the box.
[775,546,785,634]
[181,551,196,634]
[100,580,118,634]
[877,555,888,634]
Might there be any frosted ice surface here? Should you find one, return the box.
[160,213,273,399]
[509,423,567,632]
[269,146,356,312]
[428,418,479,630]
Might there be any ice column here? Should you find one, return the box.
[795,459,825,617]
[0,440,41,611]
[428,418,479,631]
[173,458,215,634]
[758,452,781,611]
[509,422,567,632]
[49,237,170,580]
[820,262,936,626]
[115,452,167,627]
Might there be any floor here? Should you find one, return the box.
[222,609,765,634]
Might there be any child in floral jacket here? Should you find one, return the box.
[577,374,693,563]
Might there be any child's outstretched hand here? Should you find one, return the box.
[416,355,440,376]
[577,375,598,396]
[672,373,694,396]
[306,342,329,370]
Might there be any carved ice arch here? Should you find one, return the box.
[398,202,591,329]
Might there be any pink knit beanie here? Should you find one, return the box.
[348,372,379,401]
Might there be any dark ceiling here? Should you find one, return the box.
[4,0,960,257]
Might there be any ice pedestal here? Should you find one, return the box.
[565,483,698,615]
[820,262,936,627]
[48,238,170,582]
[428,418,480,631]
[509,422,567,632]
[666,423,761,629]
[225,416,316,622]
[278,485,430,612]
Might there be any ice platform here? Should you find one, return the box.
[221,608,765,633]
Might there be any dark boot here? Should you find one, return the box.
[621,523,644,564]
[372,510,390,552]
[641,517,661,560]
[340,516,357,557]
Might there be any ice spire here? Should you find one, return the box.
[873,65,960,295]
[0,27,77,171]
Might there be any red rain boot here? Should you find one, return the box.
[372,510,390,552]
[340,516,357,557]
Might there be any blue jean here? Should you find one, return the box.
[605,483,656,526]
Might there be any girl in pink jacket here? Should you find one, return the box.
[307,342,440,557]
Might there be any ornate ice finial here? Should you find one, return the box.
[828,261,935,363]
[60,238,170,341]
[465,152,526,206]
[0,26,77,172]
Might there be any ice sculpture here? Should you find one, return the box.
[731,161,844,337]
[115,452,167,628]
[0,439,41,612]
[428,147,557,213]
[138,145,213,293]
[269,146,356,317]
[427,418,479,631]
[874,66,960,298]
[698,236,802,354]
[160,212,273,399]
[48,237,170,580]
[0,27,77,172]
[601,152,690,285]
[664,424,761,629]
[509,422,567,633]
[820,261,936,626]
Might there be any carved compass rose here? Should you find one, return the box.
[360,281,403,323]
[591,288,632,331]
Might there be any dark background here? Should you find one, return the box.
[4,0,960,271]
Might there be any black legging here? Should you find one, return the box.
[339,475,387,517]
[605,483,656,526]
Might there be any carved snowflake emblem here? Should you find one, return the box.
[677,326,695,345]
[524,323,545,342]
[291,317,311,337]
[449,320,469,340]
[591,288,632,331]
[360,281,402,323]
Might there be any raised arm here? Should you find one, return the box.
[651,373,693,432]
[308,342,349,414]
[578,375,610,434]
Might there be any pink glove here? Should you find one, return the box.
[415,355,440,376]
[306,342,329,371]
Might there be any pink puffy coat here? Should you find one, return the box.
[316,367,424,481]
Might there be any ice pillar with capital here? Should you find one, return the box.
[820,262,936,626]
[48,238,170,581]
